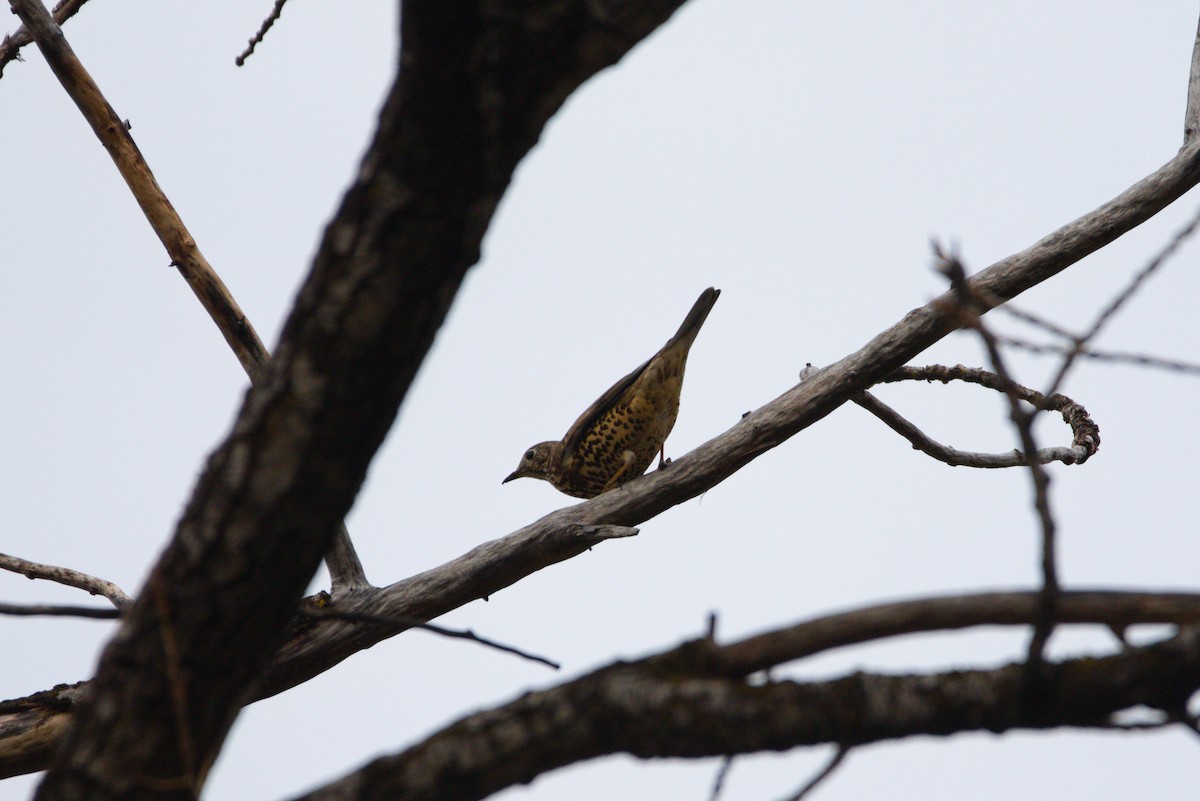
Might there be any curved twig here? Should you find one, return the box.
[866,364,1100,467]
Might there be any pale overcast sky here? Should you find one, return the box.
[3,2,1199,800]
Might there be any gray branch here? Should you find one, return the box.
[0,552,131,608]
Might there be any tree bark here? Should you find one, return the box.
[23,3,691,799]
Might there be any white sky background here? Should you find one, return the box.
[2,1,1199,799]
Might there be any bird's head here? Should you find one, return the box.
[503,441,561,485]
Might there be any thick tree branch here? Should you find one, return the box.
[6,589,1199,779]
[8,2,1200,793]
[6,113,1200,774]
[6,0,368,625]
[290,624,1200,801]
[24,3,693,799]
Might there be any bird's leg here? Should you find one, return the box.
[602,450,638,493]
[658,444,672,470]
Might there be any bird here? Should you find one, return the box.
[503,287,720,499]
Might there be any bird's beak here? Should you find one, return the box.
[502,470,522,484]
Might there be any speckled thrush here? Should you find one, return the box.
[503,287,720,499]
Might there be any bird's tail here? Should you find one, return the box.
[666,287,720,351]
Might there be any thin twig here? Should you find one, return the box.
[777,745,850,801]
[8,0,369,593]
[300,606,561,670]
[0,551,132,608]
[858,363,1100,468]
[235,0,291,66]
[707,755,734,801]
[0,0,90,77]
[995,335,1200,376]
[0,602,119,618]
[995,303,1081,341]
[1044,202,1200,399]
[933,247,1059,679]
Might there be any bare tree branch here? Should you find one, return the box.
[707,755,734,801]
[325,525,371,597]
[933,250,1061,680]
[857,365,1099,468]
[6,0,369,597]
[779,745,850,801]
[21,3,695,798]
[8,2,1200,794]
[0,0,89,77]
[1185,12,1200,142]
[7,0,269,380]
[705,590,1200,677]
[288,625,1200,801]
[5,588,1198,779]
[1043,201,1200,399]
[0,603,118,619]
[300,606,561,670]
[993,336,1200,376]
[0,683,88,780]
[235,0,291,66]
[0,552,131,608]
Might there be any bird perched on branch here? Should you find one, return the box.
[503,287,720,499]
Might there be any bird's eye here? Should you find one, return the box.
[525,450,536,460]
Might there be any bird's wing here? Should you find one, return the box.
[560,288,719,459]
[560,354,652,458]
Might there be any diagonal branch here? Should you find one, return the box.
[7,0,269,379]
[235,0,292,66]
[9,1,1200,793]
[22,3,696,799]
[6,0,369,594]
[0,0,90,78]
